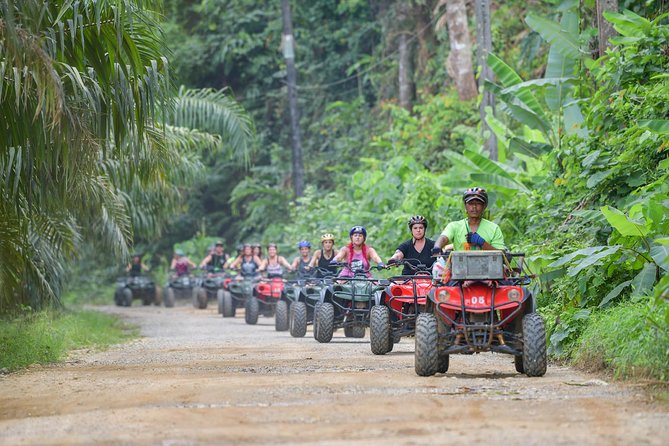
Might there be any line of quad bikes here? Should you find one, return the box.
[114,251,547,377]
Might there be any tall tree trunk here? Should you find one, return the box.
[596,0,618,57]
[396,3,415,111]
[398,33,414,110]
[475,0,498,160]
[445,0,477,101]
[281,0,304,198]
[414,4,437,94]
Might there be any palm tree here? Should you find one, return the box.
[0,0,255,311]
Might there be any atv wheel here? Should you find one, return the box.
[415,313,439,376]
[314,302,334,343]
[193,287,207,309]
[245,296,259,325]
[437,353,450,373]
[222,291,235,317]
[275,300,289,331]
[122,288,133,307]
[514,355,524,374]
[289,301,307,338]
[344,324,366,338]
[114,288,123,306]
[217,289,224,314]
[154,287,163,306]
[164,288,175,308]
[141,293,152,306]
[370,305,393,355]
[522,313,547,377]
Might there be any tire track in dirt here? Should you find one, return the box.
[0,303,667,445]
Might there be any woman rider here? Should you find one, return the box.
[170,249,196,277]
[127,254,149,277]
[261,243,293,278]
[308,233,338,277]
[291,240,313,279]
[252,243,263,260]
[387,215,436,275]
[229,244,263,278]
[332,226,385,278]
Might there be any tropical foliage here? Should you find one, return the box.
[0,0,254,312]
[2,0,668,380]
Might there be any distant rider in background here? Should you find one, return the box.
[291,240,313,279]
[308,233,338,277]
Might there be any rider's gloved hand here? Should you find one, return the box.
[466,232,486,247]
[377,262,386,269]
[329,258,338,265]
[431,247,442,256]
[387,258,398,265]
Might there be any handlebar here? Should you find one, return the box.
[387,259,430,272]
[328,261,387,273]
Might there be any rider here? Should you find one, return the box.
[262,243,293,278]
[333,226,385,278]
[252,243,263,260]
[199,240,229,273]
[387,215,436,275]
[127,253,149,277]
[170,249,196,277]
[229,243,263,278]
[291,240,313,279]
[308,233,338,277]
[224,244,243,269]
[431,187,506,253]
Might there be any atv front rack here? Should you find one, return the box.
[434,281,525,355]
[383,274,432,319]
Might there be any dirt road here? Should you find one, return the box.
[1,303,667,446]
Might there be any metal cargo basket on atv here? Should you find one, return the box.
[450,251,504,280]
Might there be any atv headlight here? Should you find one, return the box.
[508,289,521,301]
[438,290,448,301]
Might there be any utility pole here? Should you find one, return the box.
[281,0,304,198]
[475,0,498,160]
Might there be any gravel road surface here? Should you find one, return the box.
[1,302,667,445]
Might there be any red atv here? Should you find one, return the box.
[246,276,286,326]
[414,250,546,377]
[370,260,433,355]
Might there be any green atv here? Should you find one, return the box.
[313,264,387,343]
[288,268,336,338]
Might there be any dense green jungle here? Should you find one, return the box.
[1,0,668,380]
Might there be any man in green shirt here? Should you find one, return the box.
[431,187,506,253]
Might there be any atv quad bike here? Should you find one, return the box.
[288,268,335,338]
[313,264,386,343]
[215,272,236,314]
[114,275,161,307]
[414,250,546,377]
[223,274,259,318]
[246,276,286,326]
[164,273,195,308]
[370,260,433,355]
[192,267,230,310]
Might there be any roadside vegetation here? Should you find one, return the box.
[0,310,137,372]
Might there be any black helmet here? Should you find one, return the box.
[349,226,367,239]
[408,215,428,230]
[463,187,488,206]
